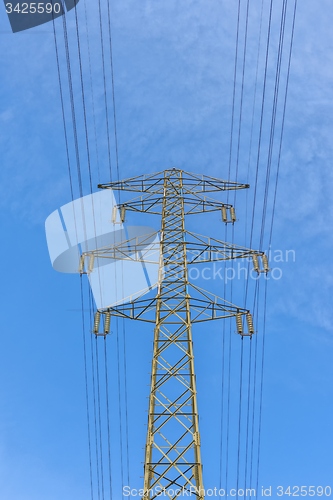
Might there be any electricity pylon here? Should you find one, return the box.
[82,168,268,499]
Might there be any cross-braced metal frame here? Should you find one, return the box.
[84,169,268,499]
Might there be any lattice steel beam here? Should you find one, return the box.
[81,230,268,269]
[98,168,249,194]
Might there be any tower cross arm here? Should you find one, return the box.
[82,239,263,265]
[117,192,235,216]
[98,168,249,194]
[96,283,251,327]
[80,230,269,274]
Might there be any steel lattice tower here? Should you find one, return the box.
[82,168,269,499]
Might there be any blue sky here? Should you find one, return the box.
[0,1,333,499]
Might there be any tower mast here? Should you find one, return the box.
[143,169,204,498]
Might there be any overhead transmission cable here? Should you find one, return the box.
[52,10,96,499]
[52,4,109,496]
[245,1,275,490]
[259,0,288,251]
[83,0,101,183]
[80,279,95,500]
[220,0,296,494]
[95,331,106,499]
[241,9,275,485]
[74,4,115,496]
[255,1,298,497]
[224,1,243,491]
[97,0,113,180]
[268,0,298,249]
[90,289,102,499]
[105,2,131,491]
[103,337,113,499]
[231,2,251,497]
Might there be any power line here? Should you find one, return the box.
[97,0,113,180]
[103,337,113,499]
[81,278,95,500]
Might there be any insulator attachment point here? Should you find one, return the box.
[221,205,228,223]
[104,312,111,334]
[246,313,254,335]
[79,255,85,274]
[236,312,243,335]
[112,206,118,224]
[236,312,256,337]
[252,254,260,273]
[252,253,270,274]
[88,254,95,273]
[262,254,269,273]
[93,311,101,334]
[92,310,111,336]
